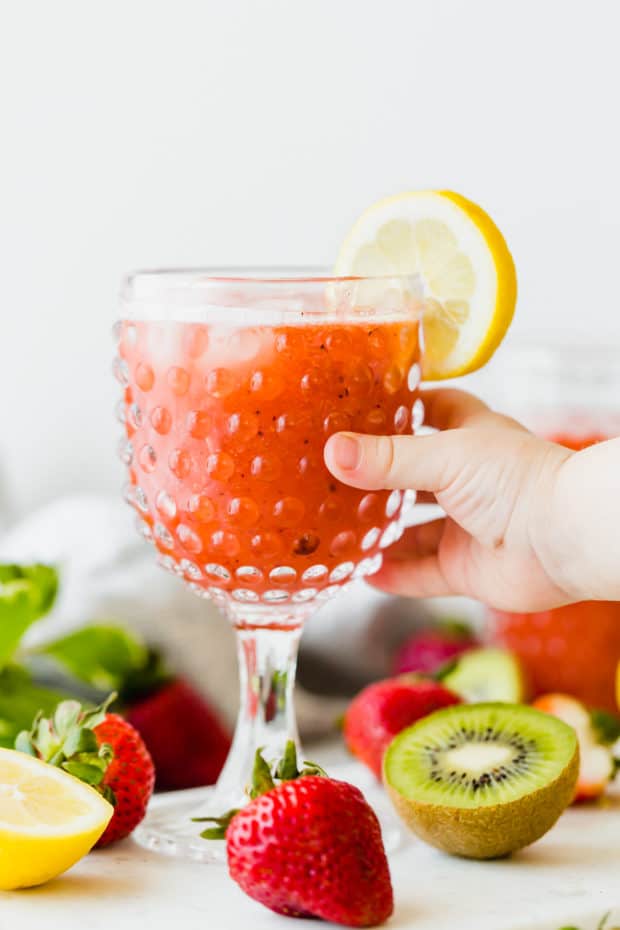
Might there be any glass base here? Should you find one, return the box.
[133,786,229,863]
[133,762,410,864]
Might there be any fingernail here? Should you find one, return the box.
[332,433,362,471]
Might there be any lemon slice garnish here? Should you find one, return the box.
[0,747,113,889]
[335,190,517,379]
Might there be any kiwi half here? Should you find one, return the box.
[440,648,527,703]
[384,703,578,859]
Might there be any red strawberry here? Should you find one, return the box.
[532,693,619,802]
[15,696,154,846]
[393,627,478,676]
[92,712,155,845]
[344,677,461,778]
[126,678,231,791]
[489,601,620,712]
[198,743,393,928]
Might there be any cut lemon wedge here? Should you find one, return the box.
[0,747,113,889]
[335,190,517,379]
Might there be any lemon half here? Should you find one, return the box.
[335,190,517,379]
[0,747,113,890]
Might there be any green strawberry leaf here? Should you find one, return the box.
[53,700,83,739]
[0,564,59,667]
[62,725,99,757]
[275,739,299,780]
[62,761,106,786]
[15,694,118,802]
[192,810,240,840]
[432,657,460,681]
[248,747,276,798]
[14,730,36,756]
[436,616,475,639]
[39,625,148,691]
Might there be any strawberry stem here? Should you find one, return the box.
[198,742,328,841]
[192,811,240,840]
[275,739,299,780]
[249,747,276,798]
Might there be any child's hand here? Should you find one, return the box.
[324,389,614,611]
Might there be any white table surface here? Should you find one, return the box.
[2,741,619,930]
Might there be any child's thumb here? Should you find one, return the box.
[324,430,473,492]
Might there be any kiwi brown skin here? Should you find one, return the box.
[385,742,579,859]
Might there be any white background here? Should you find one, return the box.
[1,0,619,522]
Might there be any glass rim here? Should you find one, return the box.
[121,266,422,296]
[120,266,424,321]
[122,265,419,284]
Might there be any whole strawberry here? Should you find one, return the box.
[344,677,460,778]
[16,695,154,847]
[197,744,393,928]
[392,626,478,676]
[126,678,230,791]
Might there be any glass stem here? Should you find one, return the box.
[212,616,304,808]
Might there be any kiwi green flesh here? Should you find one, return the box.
[442,648,526,703]
[384,703,579,859]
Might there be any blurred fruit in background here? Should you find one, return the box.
[343,677,460,778]
[489,603,620,713]
[126,678,231,790]
[439,647,528,703]
[40,625,232,791]
[0,565,232,792]
[533,693,620,802]
[392,622,479,676]
[468,339,620,714]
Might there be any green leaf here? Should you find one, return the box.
[39,625,147,691]
[0,564,59,667]
[97,742,114,764]
[591,710,620,745]
[436,616,475,639]
[432,657,460,681]
[62,725,99,757]
[275,740,299,780]
[300,760,328,777]
[101,784,116,806]
[192,810,239,840]
[0,564,58,614]
[79,693,117,731]
[248,748,276,798]
[0,666,70,749]
[71,752,109,771]
[34,717,58,759]
[62,761,106,786]
[53,701,83,739]
[14,730,36,756]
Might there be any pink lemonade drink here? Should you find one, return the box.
[114,271,424,860]
[117,310,422,615]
